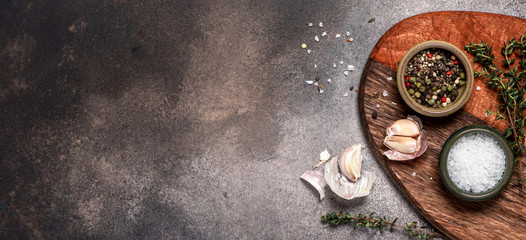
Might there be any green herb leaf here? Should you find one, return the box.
[368,18,375,23]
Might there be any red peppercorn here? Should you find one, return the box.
[446,70,452,75]
[427,53,433,58]
[453,60,458,65]
[346,39,350,42]
[406,76,410,80]
[405,82,410,87]
[441,97,447,103]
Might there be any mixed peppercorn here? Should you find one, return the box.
[404,48,466,108]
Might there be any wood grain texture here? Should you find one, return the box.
[359,12,526,240]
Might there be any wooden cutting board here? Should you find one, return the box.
[358,11,526,239]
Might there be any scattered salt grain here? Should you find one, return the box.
[335,34,341,38]
[321,32,327,37]
[391,102,397,105]
[386,77,393,81]
[485,111,489,117]
[307,49,312,54]
[447,132,506,193]
[476,86,481,91]
[382,90,388,97]
[376,104,380,109]
[319,89,324,94]
[314,64,317,68]
[306,80,313,85]
[344,93,349,97]
[346,31,351,37]
[343,71,349,76]
[314,82,319,86]
[347,65,355,71]
[412,172,416,177]
[308,23,313,27]
[327,78,332,83]
[333,63,336,68]
[319,22,323,27]
[314,35,320,42]
[339,61,344,65]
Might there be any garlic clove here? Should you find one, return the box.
[383,135,419,154]
[383,130,428,160]
[386,119,421,137]
[325,157,375,200]
[338,144,362,181]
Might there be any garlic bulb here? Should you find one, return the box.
[338,144,362,181]
[383,116,427,161]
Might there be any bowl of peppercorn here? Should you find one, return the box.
[397,40,474,117]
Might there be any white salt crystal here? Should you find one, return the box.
[343,71,349,76]
[412,172,416,177]
[376,104,380,109]
[344,93,349,97]
[386,77,393,81]
[319,89,324,94]
[333,63,336,68]
[314,64,317,68]
[382,90,388,97]
[335,34,341,38]
[391,102,397,105]
[321,32,327,37]
[347,65,355,71]
[306,80,314,85]
[327,78,332,83]
[447,132,506,193]
[307,49,312,54]
[346,31,351,37]
[339,61,344,65]
[308,23,313,27]
[314,35,320,42]
[476,86,481,91]
[314,82,319,86]
[319,22,323,27]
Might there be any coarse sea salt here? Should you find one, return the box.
[314,35,320,42]
[321,32,327,37]
[382,90,388,97]
[447,132,506,193]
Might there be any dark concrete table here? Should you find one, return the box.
[1,1,524,239]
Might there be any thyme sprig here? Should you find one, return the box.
[465,36,526,188]
[321,212,443,239]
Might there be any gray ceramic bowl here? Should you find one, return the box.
[439,126,514,202]
[397,40,474,117]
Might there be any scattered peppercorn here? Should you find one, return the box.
[372,111,378,119]
[315,75,320,81]
[349,86,355,91]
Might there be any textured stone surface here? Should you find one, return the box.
[0,0,525,239]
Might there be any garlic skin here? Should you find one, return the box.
[338,144,362,181]
[300,169,327,200]
[383,115,427,161]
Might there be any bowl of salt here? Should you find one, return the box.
[439,126,514,202]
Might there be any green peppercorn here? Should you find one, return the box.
[425,77,431,85]
[415,82,421,88]
[441,86,447,92]
[447,84,454,91]
[460,72,465,79]
[410,77,416,83]
[419,86,426,92]
[408,88,415,95]
[414,92,421,98]
[428,99,435,106]
[431,86,437,91]
[459,80,465,86]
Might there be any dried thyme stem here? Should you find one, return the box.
[321,212,443,239]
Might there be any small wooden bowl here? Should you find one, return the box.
[439,126,514,202]
[396,40,474,117]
